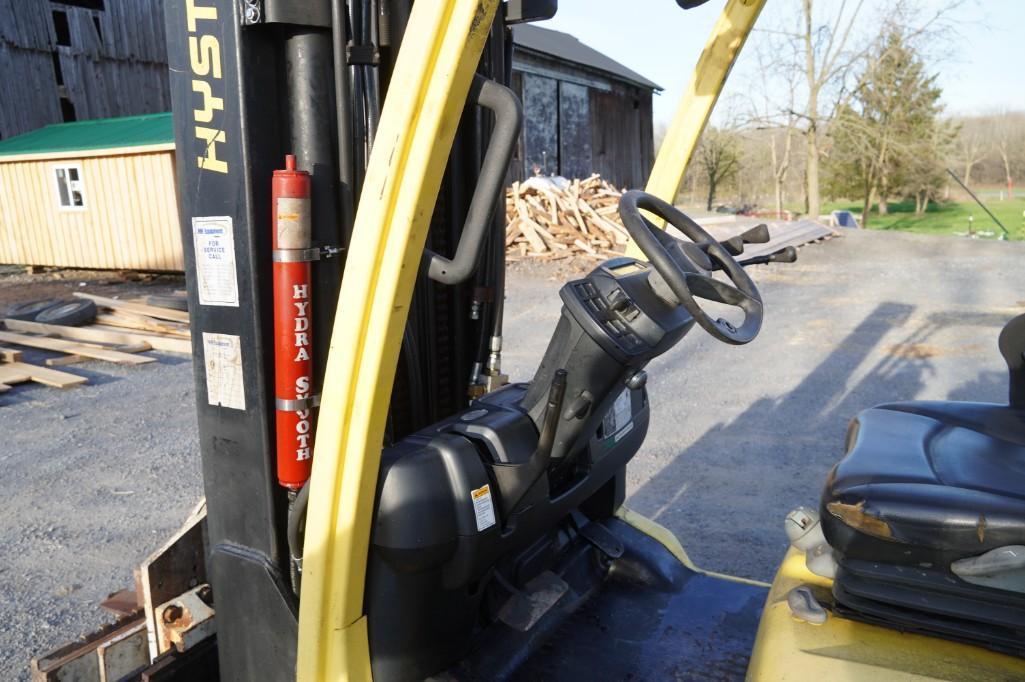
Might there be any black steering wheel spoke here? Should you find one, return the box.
[684,271,760,310]
[618,190,764,345]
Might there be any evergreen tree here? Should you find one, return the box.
[825,28,948,225]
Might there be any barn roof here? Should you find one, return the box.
[512,25,661,91]
[0,112,174,162]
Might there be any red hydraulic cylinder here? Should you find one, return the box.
[272,154,315,489]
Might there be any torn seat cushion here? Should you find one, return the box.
[821,401,1025,567]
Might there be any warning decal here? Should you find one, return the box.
[602,389,634,441]
[471,484,496,532]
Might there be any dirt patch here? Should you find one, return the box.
[882,342,985,359]
[0,267,185,310]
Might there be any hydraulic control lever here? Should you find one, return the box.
[738,245,797,267]
[721,223,770,256]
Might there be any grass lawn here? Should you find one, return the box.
[820,197,1025,240]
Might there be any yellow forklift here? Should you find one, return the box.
[33,0,1025,679]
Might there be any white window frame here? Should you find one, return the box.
[53,163,87,211]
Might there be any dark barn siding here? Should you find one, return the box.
[0,0,169,140]
[558,81,591,179]
[510,48,654,190]
[1,5,654,189]
[521,73,559,176]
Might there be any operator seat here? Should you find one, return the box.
[816,315,1025,655]
[822,314,1025,567]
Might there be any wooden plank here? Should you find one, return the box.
[74,293,190,323]
[4,319,189,354]
[0,365,31,387]
[46,355,86,367]
[0,347,22,363]
[4,362,87,388]
[0,331,155,365]
[95,314,191,339]
[0,362,86,389]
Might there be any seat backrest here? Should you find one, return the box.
[998,314,1025,408]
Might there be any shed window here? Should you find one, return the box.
[54,165,86,209]
[52,10,71,47]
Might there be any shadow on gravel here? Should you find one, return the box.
[0,353,191,406]
[629,301,1013,580]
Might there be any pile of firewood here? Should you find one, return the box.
[505,174,630,262]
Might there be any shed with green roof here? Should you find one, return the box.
[0,113,182,271]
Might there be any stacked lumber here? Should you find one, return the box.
[505,174,630,263]
[0,293,192,395]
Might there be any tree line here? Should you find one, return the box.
[668,0,1024,224]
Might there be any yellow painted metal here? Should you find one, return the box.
[295,1,499,679]
[747,547,1025,680]
[615,507,769,588]
[626,0,766,258]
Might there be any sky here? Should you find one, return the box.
[535,0,1025,127]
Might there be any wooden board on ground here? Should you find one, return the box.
[0,361,87,390]
[43,343,150,367]
[0,346,22,363]
[95,314,191,339]
[5,318,191,354]
[0,330,155,365]
[74,292,191,323]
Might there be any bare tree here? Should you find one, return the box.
[990,111,1025,199]
[798,0,866,220]
[696,128,741,210]
[744,36,802,218]
[954,117,987,188]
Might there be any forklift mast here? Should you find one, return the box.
[164,0,516,677]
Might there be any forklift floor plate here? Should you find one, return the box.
[509,518,766,680]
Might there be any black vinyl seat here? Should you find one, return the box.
[822,400,1025,566]
[815,315,1025,654]
[822,314,1025,567]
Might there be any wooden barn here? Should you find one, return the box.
[0,113,182,271]
[510,25,661,189]
[0,0,170,140]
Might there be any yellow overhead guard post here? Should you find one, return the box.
[627,0,765,258]
[296,1,499,680]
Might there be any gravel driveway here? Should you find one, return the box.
[3,228,1024,678]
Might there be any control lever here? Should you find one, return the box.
[739,245,797,267]
[535,369,568,466]
[491,369,567,517]
[721,223,770,256]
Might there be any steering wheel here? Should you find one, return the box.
[618,190,763,345]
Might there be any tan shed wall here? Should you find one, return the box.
[0,150,183,271]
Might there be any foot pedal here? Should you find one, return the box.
[579,522,624,559]
[497,571,569,632]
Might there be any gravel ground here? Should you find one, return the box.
[504,229,1025,582]
[2,229,1024,678]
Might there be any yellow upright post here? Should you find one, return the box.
[295,1,499,680]
[627,0,765,257]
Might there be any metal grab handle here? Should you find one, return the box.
[423,75,523,284]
